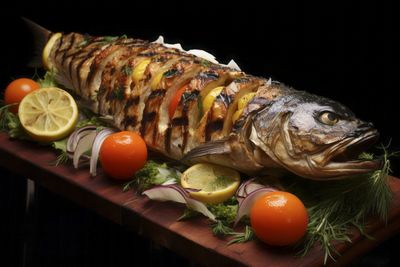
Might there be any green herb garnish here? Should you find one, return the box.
[163,69,179,78]
[210,220,254,244]
[37,70,58,88]
[130,161,181,192]
[121,65,133,76]
[98,35,127,45]
[211,220,233,236]
[0,104,29,139]
[112,87,125,101]
[292,149,395,264]
[200,59,212,67]
[51,138,69,166]
[204,176,233,191]
[227,226,255,245]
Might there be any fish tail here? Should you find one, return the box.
[22,17,52,68]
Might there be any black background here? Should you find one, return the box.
[1,1,398,174]
[1,1,400,266]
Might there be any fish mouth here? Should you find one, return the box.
[309,130,381,178]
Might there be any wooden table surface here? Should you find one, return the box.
[1,132,400,267]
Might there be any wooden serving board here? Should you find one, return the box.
[1,132,400,267]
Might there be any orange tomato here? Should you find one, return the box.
[99,131,147,180]
[168,84,188,119]
[4,78,40,113]
[250,191,308,246]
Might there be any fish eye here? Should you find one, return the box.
[319,111,339,126]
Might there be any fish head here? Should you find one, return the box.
[250,91,380,179]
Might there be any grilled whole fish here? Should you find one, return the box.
[29,20,380,180]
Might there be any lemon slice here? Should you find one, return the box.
[181,163,240,204]
[43,32,62,70]
[18,87,78,142]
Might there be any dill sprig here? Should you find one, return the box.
[211,220,254,244]
[211,220,234,236]
[228,226,255,245]
[51,138,69,166]
[292,148,395,264]
[53,151,69,166]
[0,104,29,139]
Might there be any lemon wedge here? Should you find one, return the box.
[181,163,240,204]
[18,87,78,142]
[132,59,151,84]
[43,32,62,70]
[202,86,224,114]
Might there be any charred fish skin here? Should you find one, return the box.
[44,29,380,180]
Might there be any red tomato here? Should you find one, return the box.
[250,191,308,246]
[168,84,188,119]
[99,131,147,180]
[4,78,40,113]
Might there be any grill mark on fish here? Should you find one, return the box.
[148,89,166,99]
[60,33,77,66]
[200,71,220,79]
[140,111,156,136]
[75,47,101,93]
[86,46,119,97]
[180,90,199,151]
[54,34,65,59]
[164,125,172,153]
[216,91,233,106]
[122,115,137,129]
[205,116,224,141]
[173,116,189,152]
[125,96,140,111]
[172,117,189,126]
[138,52,156,57]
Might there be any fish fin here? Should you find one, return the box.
[182,139,231,161]
[22,17,51,68]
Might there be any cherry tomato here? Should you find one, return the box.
[168,84,188,119]
[4,78,40,113]
[99,131,147,180]
[250,191,308,246]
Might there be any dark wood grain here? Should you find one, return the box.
[1,132,400,267]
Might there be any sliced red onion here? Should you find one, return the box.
[143,185,216,221]
[234,187,278,226]
[89,128,116,176]
[73,131,97,168]
[236,178,257,198]
[161,179,178,186]
[186,198,215,221]
[244,182,266,196]
[67,126,97,153]
[143,185,187,204]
